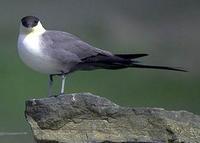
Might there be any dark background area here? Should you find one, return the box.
[0,0,199,142]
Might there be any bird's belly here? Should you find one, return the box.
[18,36,62,74]
[18,47,61,74]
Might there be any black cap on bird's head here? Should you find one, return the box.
[21,16,40,28]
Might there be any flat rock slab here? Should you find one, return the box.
[25,93,200,143]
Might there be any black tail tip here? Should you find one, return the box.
[177,69,188,72]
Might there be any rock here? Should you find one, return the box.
[25,93,200,143]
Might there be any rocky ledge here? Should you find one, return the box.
[25,93,200,143]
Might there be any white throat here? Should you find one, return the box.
[19,21,46,35]
[18,21,46,52]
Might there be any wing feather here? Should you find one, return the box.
[41,31,113,64]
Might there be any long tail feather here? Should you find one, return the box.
[131,63,187,72]
[114,54,186,72]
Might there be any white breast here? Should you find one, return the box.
[17,33,61,74]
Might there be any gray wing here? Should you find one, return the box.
[41,31,113,65]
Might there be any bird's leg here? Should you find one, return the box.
[48,74,53,97]
[60,74,66,94]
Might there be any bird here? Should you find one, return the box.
[17,16,186,96]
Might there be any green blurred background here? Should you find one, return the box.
[0,0,199,142]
